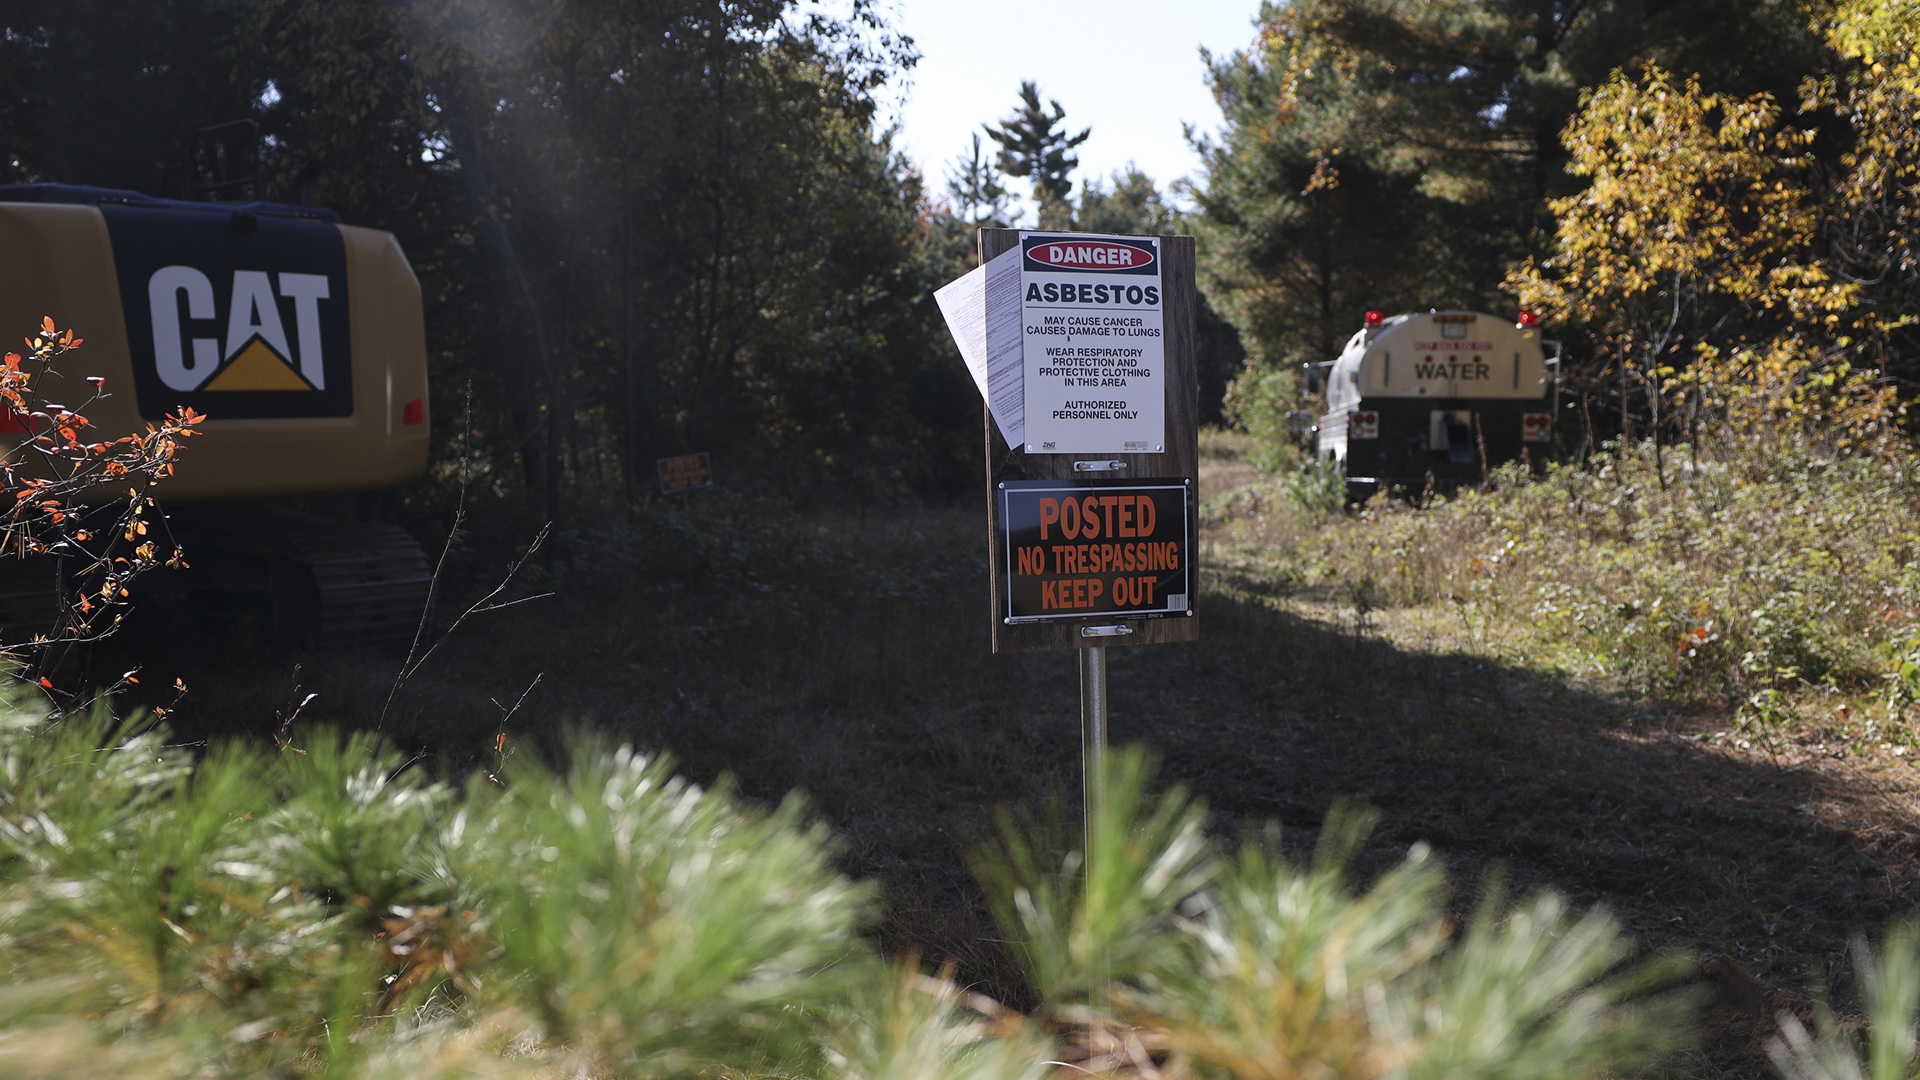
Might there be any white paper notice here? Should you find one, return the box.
[934,245,1024,447]
[982,246,1023,443]
[1018,232,1165,454]
[935,266,987,394]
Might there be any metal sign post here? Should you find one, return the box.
[1080,640,1108,840]
[1080,637,1110,1037]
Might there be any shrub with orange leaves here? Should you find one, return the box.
[0,317,202,672]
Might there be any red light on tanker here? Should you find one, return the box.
[1364,311,1384,327]
[1516,311,1539,328]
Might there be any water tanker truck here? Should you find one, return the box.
[1310,310,1557,501]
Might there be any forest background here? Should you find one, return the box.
[4,0,1912,525]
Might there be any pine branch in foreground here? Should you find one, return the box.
[1,689,1717,1078]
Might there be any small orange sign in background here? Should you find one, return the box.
[656,452,713,495]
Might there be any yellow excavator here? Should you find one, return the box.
[0,183,432,646]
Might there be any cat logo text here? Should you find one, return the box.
[148,267,334,392]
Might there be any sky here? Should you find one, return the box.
[874,0,1267,220]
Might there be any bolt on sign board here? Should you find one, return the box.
[938,229,1200,653]
[657,452,713,495]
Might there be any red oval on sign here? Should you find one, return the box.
[1026,240,1156,271]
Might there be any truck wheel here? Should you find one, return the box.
[1344,480,1378,506]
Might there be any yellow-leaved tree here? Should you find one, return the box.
[1506,64,1895,462]
[1811,0,1920,366]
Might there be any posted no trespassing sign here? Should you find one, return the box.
[1019,233,1165,455]
[999,478,1192,623]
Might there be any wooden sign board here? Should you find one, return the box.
[657,452,713,495]
[981,228,1200,653]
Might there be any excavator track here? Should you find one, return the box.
[284,521,433,647]
[148,503,434,649]
[0,555,60,648]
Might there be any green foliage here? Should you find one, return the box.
[0,684,1715,1076]
[1189,0,1836,440]
[1076,167,1181,237]
[1223,362,1306,475]
[983,81,1089,229]
[1288,452,1348,520]
[265,730,456,916]
[0,699,183,882]
[825,964,1054,1080]
[1769,921,1920,1080]
[971,747,1694,1079]
[1734,687,1797,758]
[1252,431,1920,719]
[1883,632,1920,720]
[1807,0,1920,388]
[459,736,876,1072]
[968,750,1215,1010]
[945,133,1015,228]
[1507,62,1902,455]
[0,696,902,1077]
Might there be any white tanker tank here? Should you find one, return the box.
[1310,310,1558,500]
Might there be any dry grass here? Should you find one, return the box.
[67,432,1920,1076]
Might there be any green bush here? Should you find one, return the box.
[0,701,908,1078]
[0,691,1695,1077]
[1247,433,1920,713]
[972,748,1695,1079]
[1288,451,1349,520]
[1769,921,1920,1080]
[1223,362,1307,476]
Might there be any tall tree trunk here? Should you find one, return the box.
[1647,348,1666,489]
[622,165,637,505]
[433,78,565,527]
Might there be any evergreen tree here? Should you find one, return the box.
[1192,0,1836,382]
[1076,166,1178,236]
[984,81,1088,230]
[1076,167,1247,424]
[945,132,1014,227]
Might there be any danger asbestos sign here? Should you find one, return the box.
[999,478,1192,624]
[1019,233,1165,455]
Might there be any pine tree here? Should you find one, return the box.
[1191,0,1836,380]
[1076,167,1247,424]
[984,81,1088,230]
[1075,166,1178,236]
[944,132,1014,227]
